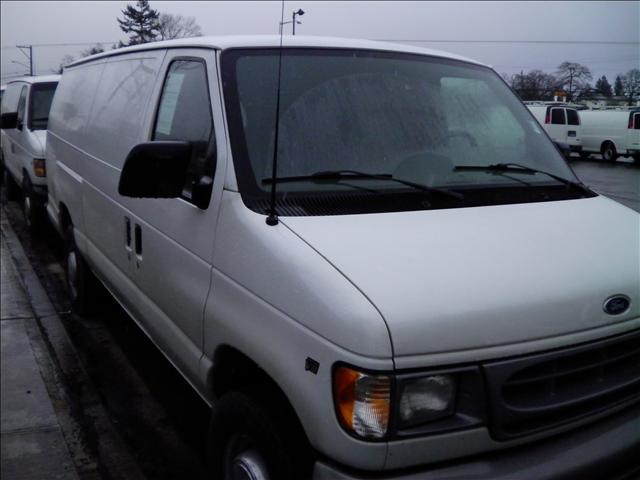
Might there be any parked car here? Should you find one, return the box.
[0,75,60,231]
[45,36,639,480]
[579,108,640,162]
[526,104,582,157]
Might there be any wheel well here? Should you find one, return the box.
[601,140,616,151]
[59,203,72,231]
[209,345,312,450]
[211,345,276,398]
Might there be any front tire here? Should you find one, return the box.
[22,177,44,234]
[3,168,20,200]
[601,142,617,162]
[208,386,312,480]
[64,225,98,315]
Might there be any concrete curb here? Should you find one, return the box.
[1,206,145,480]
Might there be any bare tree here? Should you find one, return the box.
[509,70,560,101]
[157,13,202,40]
[81,44,105,57]
[623,68,640,105]
[53,54,76,74]
[555,62,592,101]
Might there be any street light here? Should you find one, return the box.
[279,8,306,35]
[292,9,305,35]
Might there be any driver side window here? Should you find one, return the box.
[153,59,215,205]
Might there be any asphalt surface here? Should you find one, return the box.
[1,156,638,479]
[570,156,640,212]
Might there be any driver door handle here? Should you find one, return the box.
[134,224,142,268]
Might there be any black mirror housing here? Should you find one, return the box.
[191,175,213,210]
[0,112,18,130]
[118,141,192,198]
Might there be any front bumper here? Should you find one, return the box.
[313,403,639,480]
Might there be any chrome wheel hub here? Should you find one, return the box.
[230,449,269,480]
[24,195,31,226]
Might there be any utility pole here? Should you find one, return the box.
[568,66,575,102]
[16,45,33,76]
[520,70,524,97]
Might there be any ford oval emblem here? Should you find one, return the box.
[603,295,631,315]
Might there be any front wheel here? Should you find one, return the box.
[65,225,98,315]
[601,142,617,162]
[208,387,312,480]
[22,177,44,234]
[3,168,20,200]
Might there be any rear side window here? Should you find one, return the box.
[29,82,58,130]
[634,113,639,130]
[566,109,579,126]
[551,108,565,125]
[153,59,215,204]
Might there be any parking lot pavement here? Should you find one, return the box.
[1,230,79,480]
[570,157,640,212]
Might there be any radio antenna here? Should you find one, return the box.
[266,0,286,226]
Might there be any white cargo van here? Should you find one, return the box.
[526,104,582,157]
[45,37,639,480]
[580,108,640,162]
[1,75,60,231]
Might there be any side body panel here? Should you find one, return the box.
[580,110,631,154]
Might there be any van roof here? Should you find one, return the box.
[66,35,489,69]
[6,75,61,85]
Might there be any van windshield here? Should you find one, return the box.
[29,82,58,130]
[221,48,587,216]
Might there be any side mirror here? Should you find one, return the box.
[191,176,213,210]
[553,141,571,159]
[0,112,18,130]
[118,141,192,198]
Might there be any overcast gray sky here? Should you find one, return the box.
[1,1,638,83]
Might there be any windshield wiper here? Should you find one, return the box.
[454,163,592,194]
[262,169,464,200]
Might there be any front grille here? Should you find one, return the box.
[484,330,640,440]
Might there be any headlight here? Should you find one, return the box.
[398,375,456,427]
[333,366,390,439]
[32,158,46,177]
[333,365,485,441]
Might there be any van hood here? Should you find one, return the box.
[282,196,640,359]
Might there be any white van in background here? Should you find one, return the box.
[44,37,639,480]
[580,109,640,162]
[0,75,60,232]
[526,104,582,157]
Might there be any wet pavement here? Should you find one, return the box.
[570,157,640,212]
[0,156,638,479]
[1,227,79,480]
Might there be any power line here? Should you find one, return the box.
[375,39,639,45]
[1,41,121,50]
